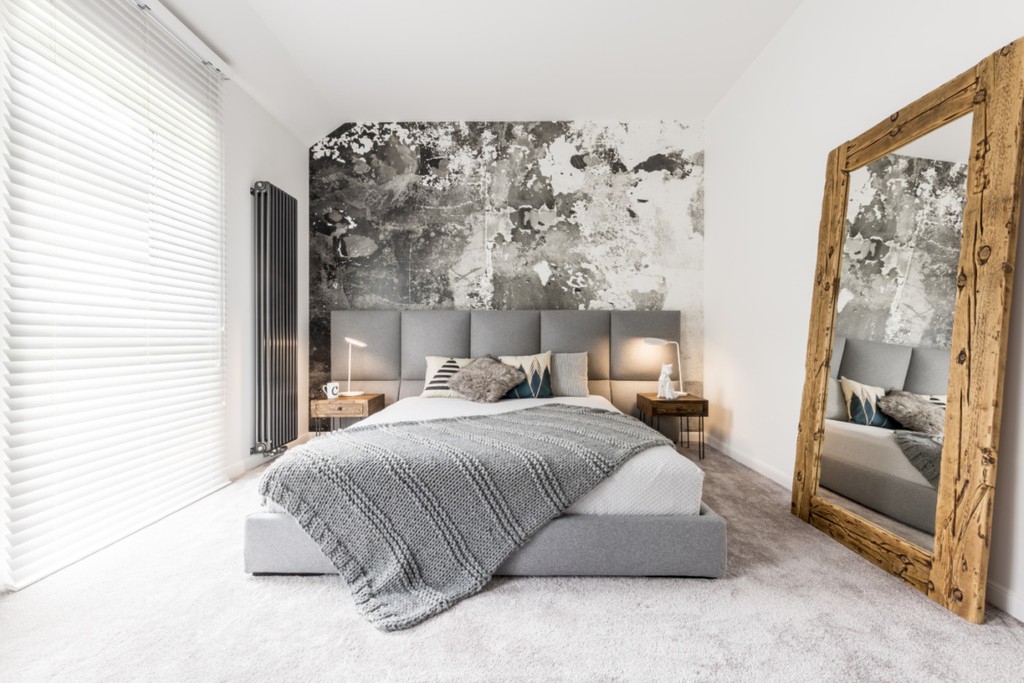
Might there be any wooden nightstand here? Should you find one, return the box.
[310,393,385,433]
[636,392,709,459]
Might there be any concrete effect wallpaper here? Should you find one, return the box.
[308,121,704,401]
[837,153,967,349]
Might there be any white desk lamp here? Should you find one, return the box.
[643,337,687,396]
[341,336,367,396]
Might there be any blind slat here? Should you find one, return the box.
[1,0,227,591]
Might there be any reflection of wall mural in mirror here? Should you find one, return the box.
[838,154,967,348]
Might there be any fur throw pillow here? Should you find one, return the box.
[448,358,526,403]
[877,390,946,434]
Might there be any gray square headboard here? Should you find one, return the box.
[329,310,682,418]
[829,335,951,395]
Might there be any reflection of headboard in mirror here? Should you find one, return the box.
[791,37,1024,624]
[829,337,950,396]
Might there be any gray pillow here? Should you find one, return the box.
[877,390,946,434]
[551,352,589,397]
[825,377,848,421]
[448,358,525,403]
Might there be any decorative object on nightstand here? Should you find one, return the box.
[340,336,367,396]
[656,363,677,400]
[643,337,686,396]
[636,392,708,460]
[310,393,384,433]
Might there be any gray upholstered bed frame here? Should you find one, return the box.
[244,310,727,579]
[327,309,688,420]
[821,336,950,534]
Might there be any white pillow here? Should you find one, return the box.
[421,356,473,398]
[551,352,589,397]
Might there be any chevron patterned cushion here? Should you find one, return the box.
[839,376,900,429]
[499,351,553,399]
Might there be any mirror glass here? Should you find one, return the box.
[817,116,973,551]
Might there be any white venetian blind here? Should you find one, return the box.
[0,0,227,590]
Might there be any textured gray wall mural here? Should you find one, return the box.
[836,153,967,349]
[309,121,704,400]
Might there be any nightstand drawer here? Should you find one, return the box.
[310,394,385,423]
[314,401,368,418]
[650,401,707,416]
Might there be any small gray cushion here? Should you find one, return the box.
[825,378,848,421]
[551,352,589,397]
[448,358,525,403]
[878,390,946,435]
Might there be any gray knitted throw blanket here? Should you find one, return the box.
[258,403,671,631]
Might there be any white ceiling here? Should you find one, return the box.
[162,0,805,145]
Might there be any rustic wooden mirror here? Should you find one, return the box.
[792,38,1024,623]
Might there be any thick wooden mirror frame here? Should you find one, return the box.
[792,39,1024,624]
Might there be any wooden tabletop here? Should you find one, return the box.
[636,392,708,416]
[637,392,705,403]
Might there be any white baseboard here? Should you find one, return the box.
[987,579,1024,622]
[706,435,1024,623]
[228,432,312,479]
[706,435,793,489]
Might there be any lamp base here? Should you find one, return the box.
[339,391,364,397]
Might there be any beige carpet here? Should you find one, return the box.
[2,446,1023,682]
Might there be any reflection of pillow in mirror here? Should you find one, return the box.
[840,376,900,428]
[826,378,848,421]
[878,390,946,434]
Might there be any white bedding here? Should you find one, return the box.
[822,419,930,486]
[266,395,703,516]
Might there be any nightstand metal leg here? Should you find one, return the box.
[699,415,705,460]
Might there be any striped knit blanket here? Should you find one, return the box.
[258,403,671,631]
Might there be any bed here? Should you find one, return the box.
[819,337,948,535]
[244,310,727,582]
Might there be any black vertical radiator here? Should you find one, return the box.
[250,181,298,457]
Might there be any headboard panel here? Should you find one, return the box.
[329,310,401,380]
[329,310,683,422]
[539,310,611,379]
[469,310,541,357]
[400,311,470,380]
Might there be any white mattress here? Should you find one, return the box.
[822,419,930,486]
[265,396,703,516]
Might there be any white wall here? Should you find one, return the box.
[223,81,309,477]
[705,0,1024,619]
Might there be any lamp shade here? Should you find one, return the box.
[344,336,367,348]
[639,336,686,395]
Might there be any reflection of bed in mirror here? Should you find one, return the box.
[819,336,949,536]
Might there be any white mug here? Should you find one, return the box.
[322,382,341,399]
